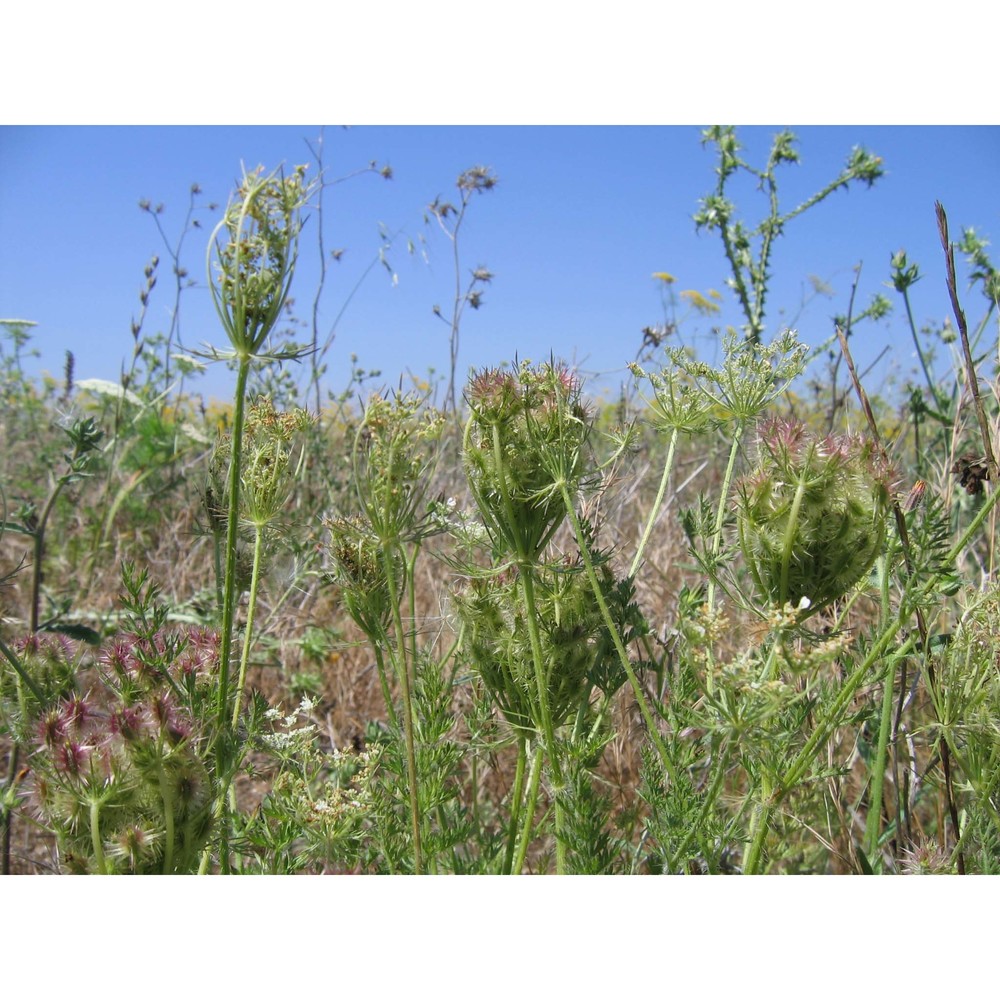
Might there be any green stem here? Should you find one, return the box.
[0,636,45,704]
[666,741,729,873]
[212,519,224,614]
[516,565,567,874]
[629,427,678,578]
[89,799,108,875]
[405,550,419,681]
[382,542,423,875]
[781,632,918,798]
[484,420,566,872]
[743,642,785,874]
[30,476,68,633]
[372,645,399,729]
[901,287,944,410]
[207,356,251,876]
[864,555,896,866]
[216,357,251,733]
[705,428,745,693]
[512,744,544,874]
[778,474,809,606]
[503,736,528,875]
[231,524,265,730]
[1,746,18,875]
[744,770,774,875]
[157,753,176,875]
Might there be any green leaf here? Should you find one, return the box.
[39,622,102,646]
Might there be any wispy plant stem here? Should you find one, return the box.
[630,427,678,578]
[937,201,998,479]
[864,556,897,866]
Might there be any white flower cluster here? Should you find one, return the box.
[261,696,318,752]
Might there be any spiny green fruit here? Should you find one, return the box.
[455,564,601,736]
[463,362,591,559]
[735,419,892,617]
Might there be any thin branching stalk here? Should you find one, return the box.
[863,555,897,867]
[938,201,998,480]
[629,426,678,578]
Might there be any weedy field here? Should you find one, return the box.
[2,129,999,874]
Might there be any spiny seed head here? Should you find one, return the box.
[111,704,147,743]
[54,740,92,777]
[324,514,399,635]
[38,707,68,747]
[107,824,159,869]
[467,367,519,420]
[149,692,185,740]
[454,564,602,735]
[16,632,74,664]
[736,420,891,616]
[177,627,220,678]
[464,361,593,557]
[61,695,95,735]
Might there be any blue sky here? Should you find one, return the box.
[1,125,998,404]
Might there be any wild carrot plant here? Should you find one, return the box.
[6,130,1000,875]
[325,390,448,872]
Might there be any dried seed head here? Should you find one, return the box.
[951,453,990,495]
